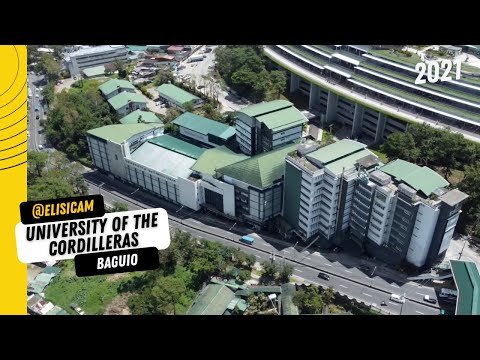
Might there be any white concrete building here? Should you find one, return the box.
[65,45,128,76]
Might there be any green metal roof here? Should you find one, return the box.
[450,260,480,315]
[187,284,236,315]
[256,106,307,132]
[107,92,147,111]
[127,45,148,52]
[172,112,236,139]
[326,149,373,175]
[42,266,61,275]
[87,123,161,143]
[307,139,366,165]
[191,146,248,176]
[281,283,299,315]
[248,286,282,293]
[380,159,449,196]
[82,65,106,78]
[99,79,135,96]
[28,273,56,294]
[119,110,162,124]
[217,143,298,189]
[156,84,200,106]
[238,100,292,117]
[149,134,205,159]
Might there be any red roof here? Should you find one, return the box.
[154,55,175,61]
[167,46,184,52]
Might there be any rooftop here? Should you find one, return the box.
[107,92,148,111]
[87,123,161,143]
[82,65,106,78]
[450,260,480,315]
[190,146,248,176]
[172,112,236,140]
[148,134,205,159]
[256,106,307,132]
[380,159,450,197]
[156,84,200,106]
[99,79,136,96]
[119,110,162,124]
[306,139,366,165]
[439,189,469,207]
[238,99,293,117]
[187,284,236,315]
[217,143,298,189]
[68,45,126,58]
[130,140,197,178]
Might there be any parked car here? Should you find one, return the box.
[390,294,406,304]
[423,295,437,304]
[35,114,40,120]
[317,272,330,281]
[197,85,205,89]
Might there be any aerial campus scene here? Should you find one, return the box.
[26,45,480,316]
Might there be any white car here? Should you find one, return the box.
[38,145,44,150]
[35,94,39,98]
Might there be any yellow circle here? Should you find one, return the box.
[0,46,19,97]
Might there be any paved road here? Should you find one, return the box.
[177,46,246,113]
[265,47,480,144]
[83,169,442,315]
[27,73,47,152]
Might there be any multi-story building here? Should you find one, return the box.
[265,45,480,143]
[283,139,469,268]
[156,84,203,112]
[107,92,148,116]
[172,112,236,148]
[99,79,136,99]
[235,100,307,155]
[284,139,375,245]
[64,45,128,76]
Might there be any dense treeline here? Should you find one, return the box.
[45,80,116,163]
[27,151,88,201]
[125,230,256,315]
[215,45,287,102]
[381,123,480,235]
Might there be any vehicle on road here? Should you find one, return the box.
[423,295,437,304]
[333,246,343,253]
[381,301,387,306]
[208,65,215,70]
[197,85,205,89]
[188,54,204,63]
[38,145,44,150]
[35,114,40,120]
[317,272,330,281]
[439,288,458,300]
[35,94,39,98]
[239,235,254,245]
[35,106,40,112]
[390,294,406,304]
[28,89,32,98]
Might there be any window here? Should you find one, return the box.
[115,154,118,160]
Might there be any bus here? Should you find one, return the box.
[239,236,254,245]
[439,288,458,299]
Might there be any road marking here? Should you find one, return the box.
[415,311,424,315]
[254,255,261,258]
[416,292,427,297]
[260,243,269,248]
[305,257,311,261]
[344,269,353,273]
[339,285,348,289]
[294,269,303,273]
[388,301,400,306]
[323,263,332,267]
[191,220,201,224]
[391,284,400,288]
[362,293,372,297]
[283,250,291,253]
[313,252,322,257]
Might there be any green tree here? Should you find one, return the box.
[260,260,278,285]
[381,132,419,162]
[238,269,251,282]
[153,68,174,86]
[459,162,480,236]
[128,290,158,315]
[183,101,194,113]
[151,276,187,315]
[37,53,61,81]
[322,286,335,305]
[279,263,293,283]
[27,151,48,184]
[293,286,324,314]
[111,201,128,212]
[27,45,40,65]
[269,70,287,99]
[244,254,256,269]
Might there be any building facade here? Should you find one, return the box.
[65,45,128,76]
[236,100,307,156]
